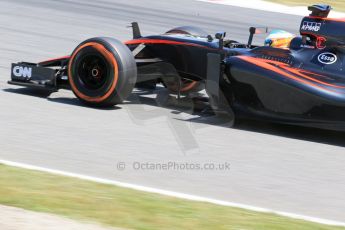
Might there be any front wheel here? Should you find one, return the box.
[68,37,137,107]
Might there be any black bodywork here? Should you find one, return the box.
[9,4,345,132]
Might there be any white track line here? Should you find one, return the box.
[198,0,345,18]
[1,159,345,227]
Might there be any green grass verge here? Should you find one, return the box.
[266,1,345,12]
[0,164,343,230]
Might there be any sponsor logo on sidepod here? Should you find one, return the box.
[318,53,337,65]
[12,66,32,79]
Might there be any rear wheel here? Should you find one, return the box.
[165,26,209,38]
[68,37,137,107]
[163,26,208,94]
[163,77,204,94]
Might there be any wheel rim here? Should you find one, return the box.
[68,42,119,103]
[77,54,109,90]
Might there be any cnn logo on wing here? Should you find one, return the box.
[13,66,32,79]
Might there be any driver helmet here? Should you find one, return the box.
[264,30,295,48]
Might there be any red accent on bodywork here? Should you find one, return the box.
[306,16,345,22]
[237,56,341,93]
[280,65,345,89]
[124,39,217,50]
[316,36,327,49]
[39,55,70,64]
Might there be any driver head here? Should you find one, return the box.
[264,30,295,48]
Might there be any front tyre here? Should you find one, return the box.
[68,37,137,107]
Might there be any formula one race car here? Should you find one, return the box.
[9,4,345,132]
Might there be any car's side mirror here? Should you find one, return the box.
[247,27,269,47]
[215,32,226,40]
[215,32,226,50]
[253,27,269,35]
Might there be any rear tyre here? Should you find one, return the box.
[163,77,204,94]
[165,26,209,37]
[163,26,208,94]
[68,37,137,107]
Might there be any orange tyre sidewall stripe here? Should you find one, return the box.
[181,81,198,92]
[68,42,119,103]
[166,80,199,93]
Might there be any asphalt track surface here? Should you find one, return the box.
[0,0,345,224]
